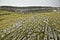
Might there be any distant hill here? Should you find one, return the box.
[0,6,60,13]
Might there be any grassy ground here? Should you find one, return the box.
[0,10,60,40]
[0,10,32,30]
[0,10,60,30]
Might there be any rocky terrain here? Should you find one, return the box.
[0,10,60,40]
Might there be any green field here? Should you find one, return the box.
[0,10,60,40]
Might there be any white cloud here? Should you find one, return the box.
[0,0,60,7]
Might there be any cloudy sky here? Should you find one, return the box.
[0,0,60,7]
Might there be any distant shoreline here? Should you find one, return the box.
[0,5,60,7]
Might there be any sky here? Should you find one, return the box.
[0,0,60,7]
